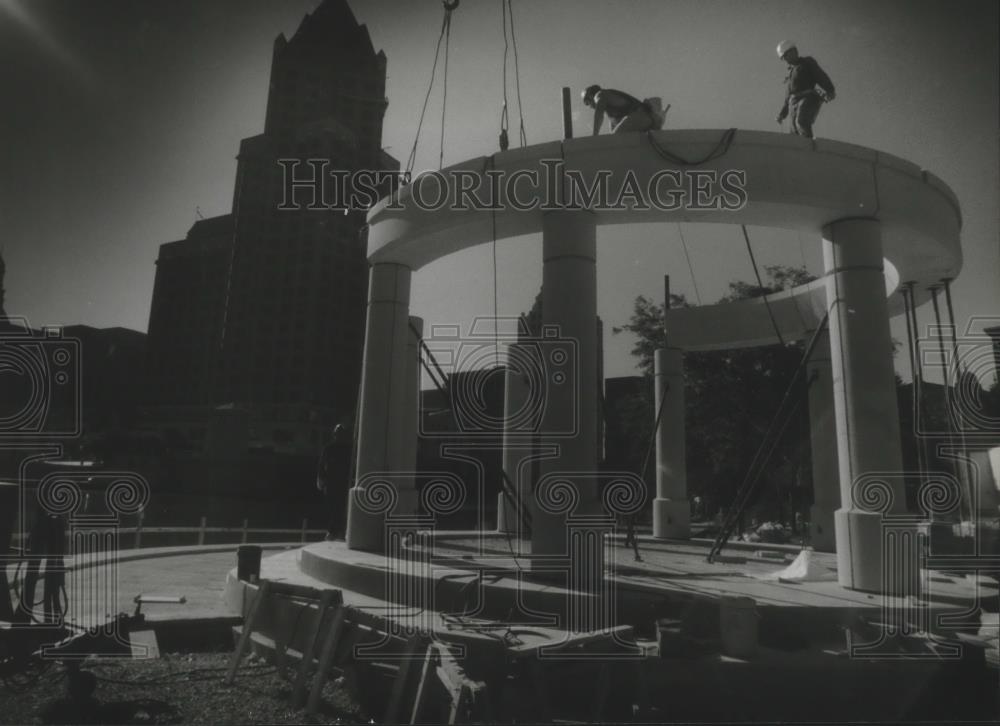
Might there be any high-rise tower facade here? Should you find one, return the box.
[148,0,394,440]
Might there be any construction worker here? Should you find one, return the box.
[582,85,666,135]
[775,41,835,138]
[316,424,352,540]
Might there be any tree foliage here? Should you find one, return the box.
[612,265,817,527]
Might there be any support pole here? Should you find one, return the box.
[562,87,573,139]
[942,279,976,516]
[498,342,532,535]
[901,285,929,483]
[806,330,838,551]
[346,262,413,552]
[532,209,599,558]
[823,219,914,593]
[652,347,689,539]
[905,282,935,491]
[397,316,423,517]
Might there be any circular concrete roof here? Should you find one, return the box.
[366,130,961,350]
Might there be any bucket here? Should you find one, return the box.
[719,595,759,658]
[237,545,262,583]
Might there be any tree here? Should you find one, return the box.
[612,265,817,530]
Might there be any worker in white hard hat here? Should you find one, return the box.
[582,85,666,135]
[775,41,835,139]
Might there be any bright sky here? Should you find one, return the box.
[0,0,997,384]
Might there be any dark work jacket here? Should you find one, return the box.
[317,441,351,486]
[598,89,646,122]
[784,56,835,99]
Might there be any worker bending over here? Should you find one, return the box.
[583,85,666,135]
[775,41,835,138]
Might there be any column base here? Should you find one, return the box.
[809,505,837,553]
[652,498,690,540]
[834,509,921,595]
[345,487,419,553]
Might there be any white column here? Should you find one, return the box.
[824,219,913,593]
[806,330,839,552]
[652,347,690,539]
[532,209,599,557]
[346,262,413,552]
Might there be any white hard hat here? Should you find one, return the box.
[776,40,796,58]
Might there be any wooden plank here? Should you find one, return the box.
[384,634,429,724]
[338,623,366,706]
[507,625,635,656]
[292,589,341,707]
[226,580,270,685]
[305,605,348,716]
[129,629,159,659]
[408,643,437,724]
[448,683,469,725]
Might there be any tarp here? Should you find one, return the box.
[757,548,838,583]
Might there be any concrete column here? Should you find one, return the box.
[532,209,599,557]
[498,345,531,534]
[346,262,413,552]
[806,330,839,552]
[396,316,423,517]
[823,219,912,593]
[652,347,690,539]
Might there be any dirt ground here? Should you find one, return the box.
[0,651,367,725]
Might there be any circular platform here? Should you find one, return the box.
[367,130,961,348]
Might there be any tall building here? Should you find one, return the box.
[147,0,395,450]
[147,215,232,405]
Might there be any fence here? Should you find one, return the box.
[123,513,327,548]
[10,514,328,552]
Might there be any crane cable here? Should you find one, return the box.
[506,0,527,146]
[498,1,510,151]
[405,0,459,177]
[498,0,528,151]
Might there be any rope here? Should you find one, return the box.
[405,2,456,177]
[438,9,453,170]
[489,157,500,368]
[677,224,702,305]
[486,153,524,572]
[741,224,785,347]
[646,128,737,167]
[506,0,527,146]
[498,1,511,151]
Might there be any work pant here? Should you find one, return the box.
[612,106,657,134]
[790,93,823,138]
[322,480,347,539]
